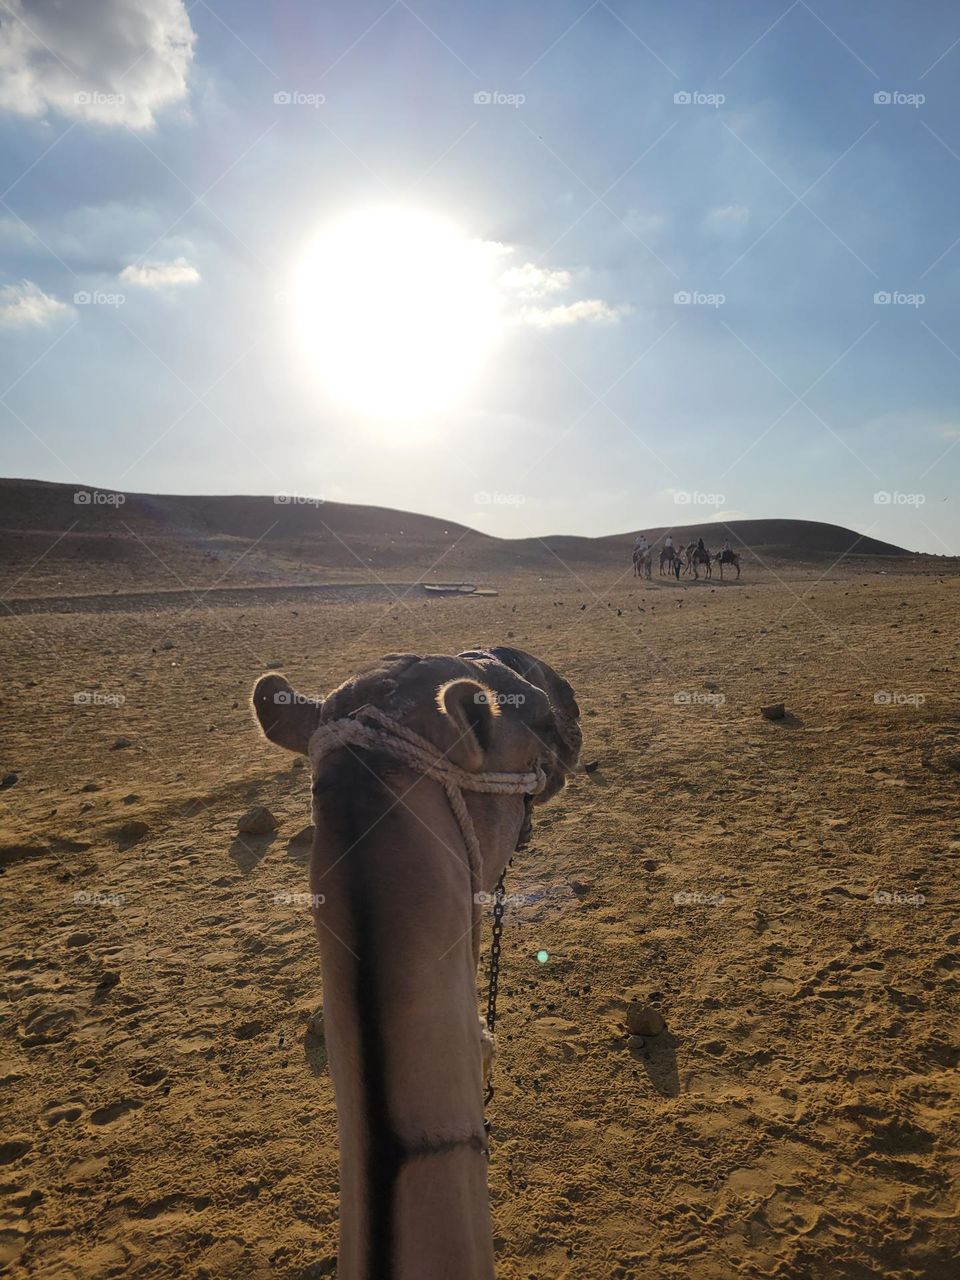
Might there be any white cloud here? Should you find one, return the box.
[0,0,196,129]
[499,262,572,300]
[704,205,751,232]
[519,298,627,328]
[707,509,748,522]
[492,247,625,328]
[119,258,200,287]
[0,279,71,328]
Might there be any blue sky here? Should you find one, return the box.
[1,0,958,553]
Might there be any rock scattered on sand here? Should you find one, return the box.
[582,759,600,773]
[80,782,101,792]
[265,661,284,670]
[760,702,786,721]
[1,772,18,789]
[121,794,140,805]
[306,1008,325,1039]
[291,757,306,770]
[626,1003,666,1037]
[110,737,133,750]
[238,806,279,835]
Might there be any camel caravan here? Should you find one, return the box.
[253,648,581,1280]
[633,532,741,580]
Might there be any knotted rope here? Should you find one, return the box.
[309,704,547,969]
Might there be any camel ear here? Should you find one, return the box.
[436,678,498,772]
[251,674,322,755]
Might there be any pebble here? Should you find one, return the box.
[1,772,17,789]
[238,806,279,835]
[626,1003,666,1037]
[760,703,786,721]
[110,737,133,750]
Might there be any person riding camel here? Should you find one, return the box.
[697,536,706,555]
[634,533,649,554]
[664,534,673,552]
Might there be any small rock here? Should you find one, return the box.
[121,793,140,805]
[265,661,283,670]
[159,640,175,651]
[291,757,306,771]
[626,1003,666,1037]
[80,782,101,793]
[626,1034,645,1050]
[582,759,600,773]
[95,971,120,991]
[110,737,133,750]
[760,703,786,721]
[1,772,18,788]
[306,1008,325,1038]
[237,806,279,835]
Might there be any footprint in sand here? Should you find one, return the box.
[88,1098,143,1126]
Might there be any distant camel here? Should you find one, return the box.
[658,547,674,576]
[633,547,652,579]
[685,545,712,579]
[716,549,741,579]
[252,648,581,1280]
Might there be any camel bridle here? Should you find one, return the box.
[309,703,547,972]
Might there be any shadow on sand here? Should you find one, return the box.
[630,1031,680,1097]
[228,832,277,872]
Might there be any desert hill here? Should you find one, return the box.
[0,476,922,600]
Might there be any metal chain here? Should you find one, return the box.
[482,867,507,1113]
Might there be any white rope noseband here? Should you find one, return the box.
[309,705,547,968]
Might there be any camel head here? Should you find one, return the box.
[251,648,580,876]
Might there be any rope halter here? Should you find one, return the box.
[308,704,548,969]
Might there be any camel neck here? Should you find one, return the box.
[310,759,497,1280]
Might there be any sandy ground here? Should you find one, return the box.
[1,562,959,1279]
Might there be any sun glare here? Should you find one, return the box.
[291,206,501,421]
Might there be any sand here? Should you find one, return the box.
[1,562,958,1279]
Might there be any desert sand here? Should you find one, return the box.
[1,503,959,1278]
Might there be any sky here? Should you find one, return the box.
[0,0,958,554]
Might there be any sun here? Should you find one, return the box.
[290,206,501,421]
